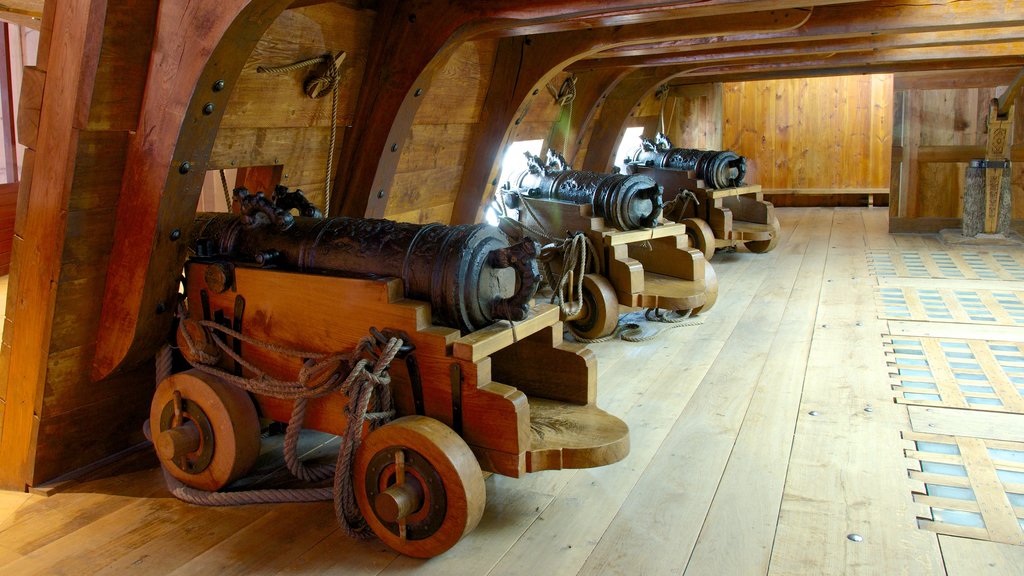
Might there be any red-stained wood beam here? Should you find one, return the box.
[481,0,862,37]
[587,0,1024,59]
[0,0,109,489]
[449,8,808,224]
[670,58,1024,86]
[93,0,296,380]
[668,43,1024,81]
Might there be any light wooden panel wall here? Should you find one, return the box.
[891,80,1024,230]
[208,4,376,211]
[720,75,893,194]
[384,40,498,224]
[629,83,723,156]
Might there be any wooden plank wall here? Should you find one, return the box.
[890,73,1024,232]
[1,1,410,490]
[723,75,892,206]
[630,83,723,152]
[646,75,893,207]
[208,4,376,211]
[383,40,497,224]
[0,0,160,489]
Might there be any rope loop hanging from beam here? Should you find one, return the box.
[256,52,347,214]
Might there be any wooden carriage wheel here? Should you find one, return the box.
[568,273,620,340]
[149,369,261,491]
[690,261,718,316]
[745,217,781,253]
[354,416,486,558]
[681,217,716,261]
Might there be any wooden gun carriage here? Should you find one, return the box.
[501,151,717,340]
[625,133,780,260]
[149,189,629,558]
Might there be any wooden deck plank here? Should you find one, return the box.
[682,208,831,575]
[575,209,829,575]
[940,534,1024,576]
[768,216,943,574]
[908,406,1024,442]
[862,208,899,250]
[888,321,1024,342]
[484,210,814,576]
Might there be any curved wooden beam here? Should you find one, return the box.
[450,8,808,224]
[94,0,295,379]
[565,68,632,166]
[335,0,821,218]
[587,0,1024,60]
[579,68,671,172]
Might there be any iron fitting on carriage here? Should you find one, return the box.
[629,132,747,189]
[503,149,663,230]
[190,187,540,333]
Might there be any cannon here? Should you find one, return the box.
[152,187,629,558]
[627,132,747,189]
[499,152,717,340]
[502,149,663,230]
[625,133,780,259]
[191,188,539,333]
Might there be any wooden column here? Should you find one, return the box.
[0,0,162,489]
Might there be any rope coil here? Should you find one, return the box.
[571,309,702,343]
[256,52,346,214]
[161,302,402,539]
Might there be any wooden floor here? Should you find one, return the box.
[3,207,1024,575]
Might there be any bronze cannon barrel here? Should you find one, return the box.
[504,151,662,230]
[190,212,539,333]
[629,134,747,189]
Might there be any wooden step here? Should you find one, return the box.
[619,270,707,311]
[525,396,629,473]
[732,220,775,241]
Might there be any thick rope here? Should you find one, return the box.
[158,313,402,538]
[571,310,702,343]
[656,83,670,135]
[219,169,232,212]
[549,233,590,320]
[257,52,346,213]
[546,75,577,158]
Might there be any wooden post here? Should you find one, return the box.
[963,100,1015,237]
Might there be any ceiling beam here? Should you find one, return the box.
[585,0,1024,59]
[667,43,1024,80]
[575,27,1024,70]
